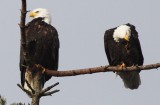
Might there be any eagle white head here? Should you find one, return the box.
[29,8,51,24]
[113,25,131,42]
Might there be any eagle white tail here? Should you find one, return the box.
[117,71,141,89]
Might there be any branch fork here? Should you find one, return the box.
[17,82,60,98]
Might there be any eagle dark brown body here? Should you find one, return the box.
[104,23,143,89]
[20,18,59,87]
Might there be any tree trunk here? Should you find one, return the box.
[26,68,44,105]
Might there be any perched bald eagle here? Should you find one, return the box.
[20,8,59,90]
[104,23,143,89]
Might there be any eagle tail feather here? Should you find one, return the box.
[117,71,141,89]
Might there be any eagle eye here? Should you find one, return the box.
[35,11,39,13]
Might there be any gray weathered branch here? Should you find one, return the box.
[45,63,160,77]
[17,84,33,97]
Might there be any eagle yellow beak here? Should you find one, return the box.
[124,34,129,41]
[29,12,37,17]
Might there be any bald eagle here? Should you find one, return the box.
[20,8,59,90]
[104,23,143,89]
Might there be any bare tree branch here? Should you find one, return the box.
[18,82,60,104]
[40,82,60,97]
[20,0,32,67]
[41,82,59,94]
[17,84,32,97]
[45,63,160,77]
[25,80,35,94]
[40,90,60,97]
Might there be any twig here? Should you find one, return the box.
[17,84,32,97]
[45,63,160,77]
[39,83,60,97]
[41,90,60,97]
[41,82,59,94]
[25,80,35,94]
[18,82,60,101]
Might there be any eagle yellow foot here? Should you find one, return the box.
[116,63,126,76]
[125,43,128,49]
[118,63,126,70]
[35,64,46,74]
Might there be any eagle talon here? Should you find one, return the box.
[35,64,40,68]
[34,64,46,74]
[42,68,46,74]
[118,63,126,70]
